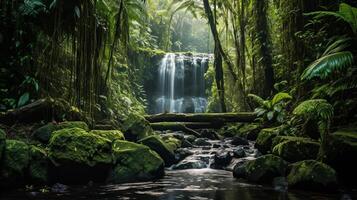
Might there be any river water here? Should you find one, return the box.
[1,136,355,200]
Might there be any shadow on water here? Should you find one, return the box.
[1,169,353,200]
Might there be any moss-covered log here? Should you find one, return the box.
[150,122,219,136]
[145,112,256,123]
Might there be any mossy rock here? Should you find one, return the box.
[49,128,112,166]
[33,121,89,143]
[0,129,5,161]
[122,113,154,141]
[324,130,357,184]
[0,140,30,188]
[272,137,320,162]
[255,128,280,154]
[233,154,288,183]
[108,140,164,183]
[161,135,182,152]
[29,145,49,184]
[237,124,261,140]
[287,160,337,191]
[139,135,176,166]
[90,130,125,141]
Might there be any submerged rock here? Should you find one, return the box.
[89,130,125,141]
[272,137,320,162]
[255,128,279,154]
[233,154,288,183]
[108,140,164,183]
[172,160,207,170]
[0,140,30,188]
[138,135,176,166]
[287,160,337,191]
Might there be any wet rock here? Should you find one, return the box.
[200,129,219,140]
[185,135,197,143]
[272,137,320,162]
[212,144,221,148]
[89,130,125,141]
[48,128,112,183]
[172,160,206,170]
[254,128,279,154]
[231,136,249,146]
[193,138,211,146]
[181,139,193,148]
[273,177,288,192]
[161,135,182,152]
[233,154,288,183]
[287,160,337,191]
[175,148,193,162]
[0,140,30,188]
[233,147,246,158]
[108,140,164,183]
[51,183,69,193]
[211,151,232,169]
[138,135,176,166]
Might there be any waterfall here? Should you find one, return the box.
[155,53,210,113]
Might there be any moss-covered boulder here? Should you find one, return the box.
[324,130,357,184]
[33,121,89,143]
[287,160,337,191]
[108,140,164,183]
[138,135,176,166]
[0,128,5,160]
[233,154,288,183]
[255,128,279,154]
[161,135,182,152]
[48,128,112,183]
[29,145,49,184]
[90,130,125,141]
[272,137,320,162]
[0,140,30,188]
[220,123,260,140]
[122,113,154,141]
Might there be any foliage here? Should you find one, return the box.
[248,92,292,123]
[293,99,334,122]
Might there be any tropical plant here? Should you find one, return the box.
[248,92,292,123]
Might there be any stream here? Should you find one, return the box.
[1,132,353,200]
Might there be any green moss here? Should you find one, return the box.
[219,123,260,139]
[48,128,112,167]
[122,113,154,141]
[29,145,48,184]
[233,154,288,183]
[108,140,164,183]
[272,137,320,162]
[90,130,125,141]
[255,127,280,154]
[161,135,182,152]
[0,140,30,187]
[287,160,337,191]
[57,121,89,131]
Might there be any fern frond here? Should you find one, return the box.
[301,51,353,80]
[293,99,334,121]
[20,0,47,16]
[271,92,292,105]
[247,94,266,107]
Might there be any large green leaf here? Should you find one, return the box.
[271,92,292,105]
[17,92,30,108]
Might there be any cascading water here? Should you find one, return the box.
[155,53,211,113]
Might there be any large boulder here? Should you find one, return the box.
[33,121,89,143]
[48,128,112,183]
[272,137,320,162]
[324,130,357,184]
[254,128,279,154]
[0,129,5,160]
[29,145,49,184]
[0,140,30,188]
[89,130,125,141]
[233,154,288,183]
[287,160,337,191]
[108,140,164,183]
[161,135,182,152]
[122,113,154,141]
[138,135,176,166]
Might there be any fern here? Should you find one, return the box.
[19,0,47,16]
[293,99,334,121]
[271,92,292,105]
[312,76,357,98]
[247,94,267,107]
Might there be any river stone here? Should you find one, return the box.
[48,128,112,183]
[200,129,220,140]
[231,136,249,146]
[138,135,176,166]
[0,128,5,160]
[89,130,125,141]
[175,148,193,162]
[287,160,337,191]
[272,137,320,162]
[233,147,246,158]
[172,160,207,170]
[33,121,89,143]
[185,135,197,143]
[255,127,279,154]
[211,151,232,169]
[233,154,288,183]
[237,124,261,140]
[122,113,154,141]
[193,138,211,146]
[0,140,30,188]
[324,130,357,184]
[29,145,49,184]
[108,140,164,183]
